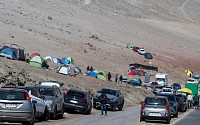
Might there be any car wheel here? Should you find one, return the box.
[59,106,64,119]
[51,106,57,120]
[112,104,117,111]
[93,102,96,109]
[174,112,178,118]
[23,110,35,125]
[140,117,145,122]
[44,107,50,121]
[166,119,170,124]
[118,100,124,111]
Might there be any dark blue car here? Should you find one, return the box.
[144,53,153,59]
[171,83,181,90]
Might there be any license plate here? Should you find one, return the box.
[6,104,16,108]
[70,100,78,104]
[149,113,161,116]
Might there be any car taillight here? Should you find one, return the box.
[64,95,68,97]
[166,104,169,110]
[142,103,145,109]
[8,90,16,92]
[25,92,30,100]
[81,98,86,101]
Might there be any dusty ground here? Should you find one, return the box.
[0,0,200,122]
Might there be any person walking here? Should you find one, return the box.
[115,74,118,83]
[99,92,108,115]
[108,72,111,81]
[187,94,193,109]
[193,94,199,110]
[118,75,123,84]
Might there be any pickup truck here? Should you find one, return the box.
[93,88,124,111]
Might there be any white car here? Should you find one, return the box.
[160,87,174,94]
[138,48,146,55]
[187,78,199,84]
[39,81,64,87]
[194,75,200,83]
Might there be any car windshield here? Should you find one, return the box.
[157,94,175,101]
[173,83,180,86]
[37,88,54,96]
[101,89,116,96]
[145,98,167,105]
[187,79,194,82]
[163,89,172,92]
[156,78,165,82]
[0,91,26,100]
[67,91,84,98]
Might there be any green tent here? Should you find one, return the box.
[96,70,107,80]
[28,56,45,68]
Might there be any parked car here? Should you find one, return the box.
[156,93,178,118]
[133,46,139,52]
[175,94,187,112]
[140,96,171,124]
[64,89,92,114]
[144,53,153,59]
[2,85,49,121]
[93,88,124,111]
[0,88,35,125]
[138,48,146,55]
[160,88,174,94]
[151,82,158,87]
[34,85,64,119]
[187,78,199,84]
[194,75,200,82]
[171,83,181,91]
[146,86,155,92]
[39,81,64,87]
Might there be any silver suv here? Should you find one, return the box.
[34,85,64,119]
[0,88,35,125]
[140,96,171,124]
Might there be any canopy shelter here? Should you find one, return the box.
[180,88,192,94]
[0,48,17,60]
[0,43,25,61]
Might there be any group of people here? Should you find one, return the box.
[87,66,93,72]
[115,74,123,84]
[188,93,199,110]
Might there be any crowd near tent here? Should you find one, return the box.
[0,43,25,60]
[56,64,75,76]
[28,56,45,68]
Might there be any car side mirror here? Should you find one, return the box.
[32,100,37,104]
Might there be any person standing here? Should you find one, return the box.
[108,72,111,81]
[193,94,199,110]
[87,66,90,72]
[90,66,93,72]
[115,74,118,83]
[118,75,123,84]
[99,92,108,115]
[187,94,193,109]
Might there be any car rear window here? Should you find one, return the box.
[0,91,26,100]
[67,91,84,98]
[145,98,167,105]
[101,89,116,96]
[163,89,172,92]
[37,88,54,96]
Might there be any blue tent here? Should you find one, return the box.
[0,48,16,60]
[61,58,70,64]
[57,58,62,64]
[88,71,97,77]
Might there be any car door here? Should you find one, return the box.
[56,88,63,112]
[116,91,121,106]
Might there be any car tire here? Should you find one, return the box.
[118,100,124,111]
[23,109,35,125]
[166,119,171,124]
[140,117,145,122]
[58,106,64,119]
[112,104,117,111]
[39,106,49,121]
[93,102,96,109]
[51,106,57,120]
[174,112,178,118]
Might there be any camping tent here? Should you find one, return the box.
[57,58,62,64]
[0,43,25,61]
[96,71,107,80]
[74,67,81,73]
[128,78,142,86]
[61,58,70,64]
[28,56,45,68]
[52,58,58,63]
[67,57,74,64]
[128,70,143,76]
[0,48,17,60]
[56,64,75,76]
[31,53,40,57]
[44,56,53,62]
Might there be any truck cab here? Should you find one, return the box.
[155,74,168,87]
